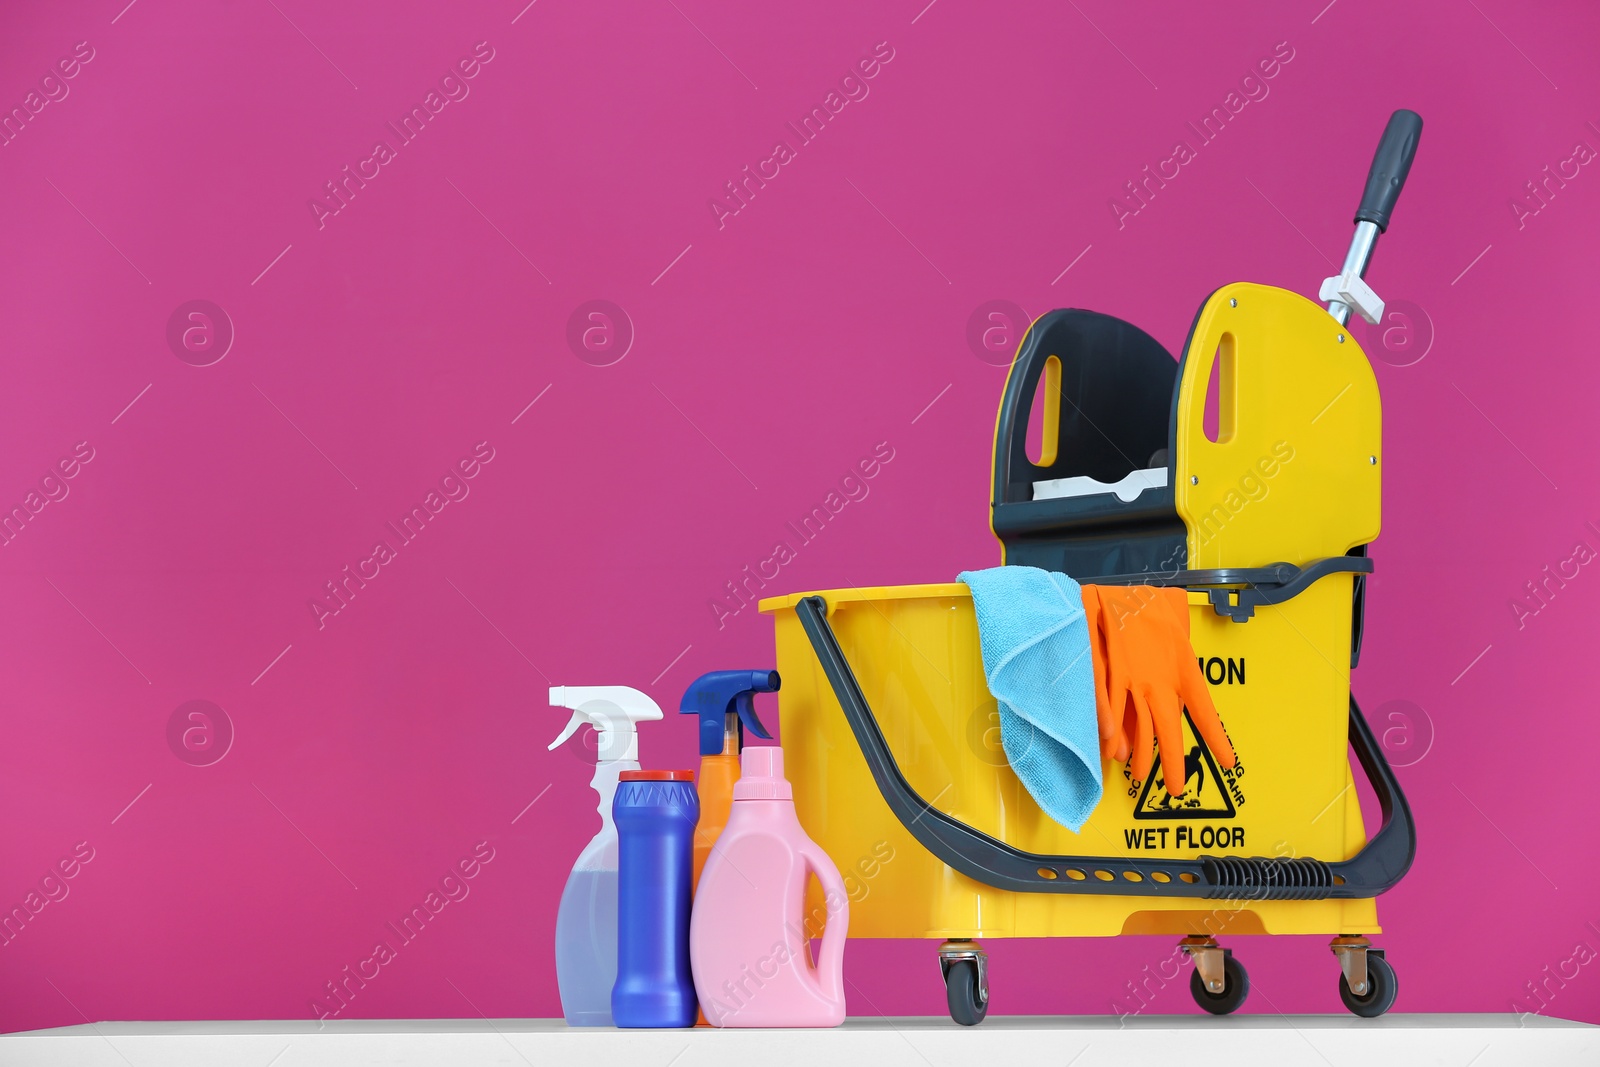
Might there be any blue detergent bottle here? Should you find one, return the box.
[612,769,699,1028]
[548,687,664,1027]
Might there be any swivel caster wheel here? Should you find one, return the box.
[1331,937,1398,1018]
[1339,951,1398,1018]
[1189,952,1250,1015]
[938,941,988,1026]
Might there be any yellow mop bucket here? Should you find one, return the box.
[760,112,1422,1023]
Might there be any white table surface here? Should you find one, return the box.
[1,1014,1596,1067]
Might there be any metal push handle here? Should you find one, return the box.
[792,594,1415,900]
[1324,109,1424,326]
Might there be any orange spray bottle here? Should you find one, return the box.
[680,670,780,885]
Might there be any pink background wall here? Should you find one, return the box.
[3,0,1598,1031]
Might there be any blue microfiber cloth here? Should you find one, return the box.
[958,566,1101,831]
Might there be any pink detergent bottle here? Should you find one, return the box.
[689,745,848,1027]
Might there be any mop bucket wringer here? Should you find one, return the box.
[760,112,1422,1023]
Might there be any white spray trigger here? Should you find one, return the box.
[549,710,586,752]
[547,685,663,765]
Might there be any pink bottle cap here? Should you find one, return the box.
[734,745,792,800]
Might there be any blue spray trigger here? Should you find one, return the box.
[680,669,780,756]
[733,691,772,743]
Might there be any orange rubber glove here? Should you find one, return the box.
[1080,586,1129,764]
[1088,586,1236,795]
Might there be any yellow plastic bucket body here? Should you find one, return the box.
[761,584,1376,939]
[758,283,1384,940]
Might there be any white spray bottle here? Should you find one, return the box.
[548,685,663,1027]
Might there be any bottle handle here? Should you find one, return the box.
[800,841,849,1005]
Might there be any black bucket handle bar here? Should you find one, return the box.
[792,582,1414,901]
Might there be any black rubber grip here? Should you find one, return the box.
[1202,856,1334,901]
[1354,109,1423,232]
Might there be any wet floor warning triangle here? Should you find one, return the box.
[1133,710,1236,820]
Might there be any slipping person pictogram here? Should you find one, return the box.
[1133,712,1236,819]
